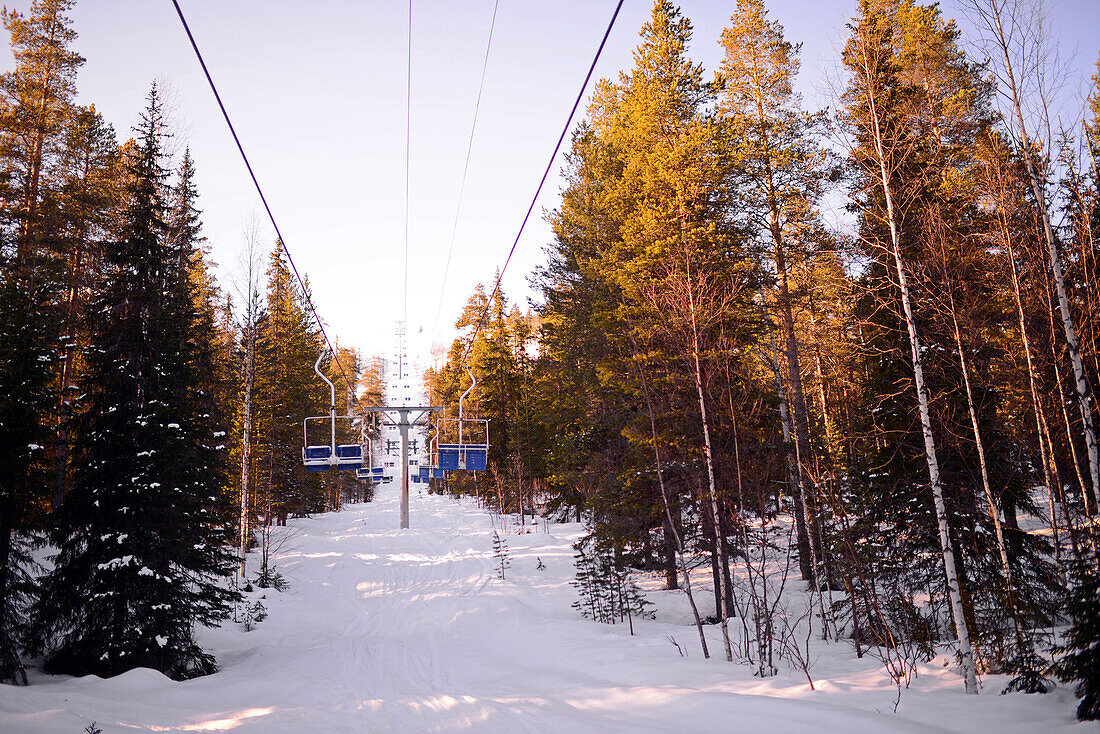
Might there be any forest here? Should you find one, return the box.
[0,0,369,687]
[426,0,1100,720]
[0,0,1097,726]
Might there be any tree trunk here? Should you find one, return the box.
[684,263,734,662]
[999,200,1068,574]
[985,0,1100,511]
[1043,276,1098,532]
[944,278,1013,586]
[857,32,978,693]
[239,324,255,578]
[662,513,678,591]
[761,295,828,632]
[774,250,817,583]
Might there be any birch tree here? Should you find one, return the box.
[968,0,1099,510]
[841,0,978,693]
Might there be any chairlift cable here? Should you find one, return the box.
[430,0,500,352]
[169,0,353,389]
[403,0,413,343]
[449,0,625,389]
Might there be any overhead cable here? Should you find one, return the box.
[170,0,353,389]
[430,0,501,352]
[455,0,625,371]
[404,0,413,340]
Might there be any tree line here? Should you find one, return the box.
[0,0,369,686]
[428,0,1099,719]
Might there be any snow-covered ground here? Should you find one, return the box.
[0,488,1088,733]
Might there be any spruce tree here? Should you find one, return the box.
[472,285,515,478]
[167,148,235,513]
[0,251,59,685]
[54,106,120,505]
[34,85,237,681]
[1053,553,1100,720]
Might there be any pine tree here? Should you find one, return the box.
[571,532,651,631]
[718,0,828,586]
[0,0,83,264]
[33,85,237,681]
[471,285,517,499]
[491,530,510,581]
[597,0,756,661]
[0,0,83,686]
[321,345,361,510]
[250,245,323,576]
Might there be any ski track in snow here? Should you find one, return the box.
[0,489,1088,733]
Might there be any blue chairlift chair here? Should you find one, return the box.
[302,353,363,471]
[435,364,489,472]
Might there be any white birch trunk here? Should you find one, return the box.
[857,32,979,694]
[984,0,1100,509]
[948,302,1013,583]
[684,266,734,663]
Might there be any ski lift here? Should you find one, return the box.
[418,465,446,482]
[357,465,385,483]
[418,424,447,483]
[303,354,363,471]
[436,365,489,471]
[355,417,385,483]
[355,437,384,483]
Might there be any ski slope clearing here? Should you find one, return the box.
[0,489,1087,733]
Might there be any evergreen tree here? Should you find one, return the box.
[0,250,58,685]
[718,0,832,585]
[837,0,1045,689]
[1052,552,1100,720]
[491,530,510,581]
[0,0,83,264]
[531,122,633,523]
[571,532,652,632]
[472,286,516,480]
[167,148,235,509]
[321,345,361,510]
[0,0,82,686]
[252,247,324,526]
[1049,60,1100,720]
[33,85,237,681]
[53,106,120,505]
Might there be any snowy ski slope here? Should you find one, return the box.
[0,488,1086,733]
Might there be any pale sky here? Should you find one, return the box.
[2,0,1097,368]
